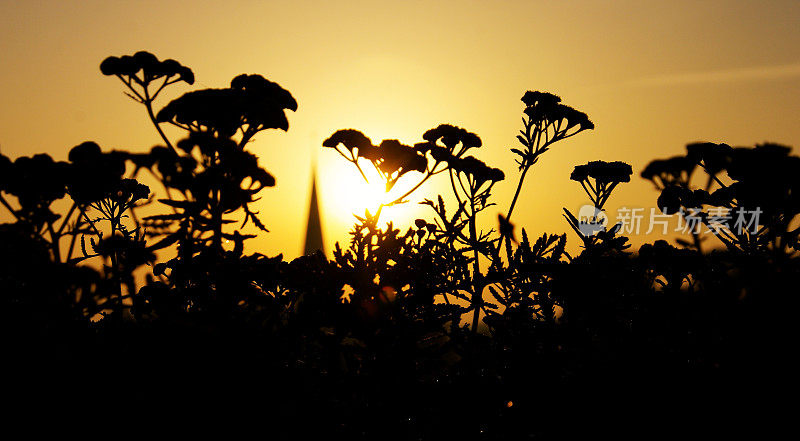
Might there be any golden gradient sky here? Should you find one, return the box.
[2,0,799,258]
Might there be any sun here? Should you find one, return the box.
[321,158,391,222]
[319,152,437,241]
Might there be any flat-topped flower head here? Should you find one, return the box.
[638,240,701,276]
[519,91,594,142]
[156,89,238,135]
[100,51,194,85]
[230,74,298,112]
[376,140,427,177]
[176,131,238,157]
[156,75,296,136]
[525,101,593,131]
[111,178,150,206]
[560,106,594,131]
[657,186,709,215]
[641,156,696,188]
[323,129,373,151]
[521,91,561,108]
[422,124,481,156]
[727,142,792,182]
[6,154,69,202]
[571,161,632,184]
[323,129,379,160]
[451,156,505,187]
[686,142,732,174]
[68,141,103,163]
[66,141,128,205]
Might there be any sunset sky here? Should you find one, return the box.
[2,0,799,258]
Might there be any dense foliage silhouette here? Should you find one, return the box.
[1,51,791,439]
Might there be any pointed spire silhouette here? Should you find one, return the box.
[303,168,325,256]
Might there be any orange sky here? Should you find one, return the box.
[1,0,799,258]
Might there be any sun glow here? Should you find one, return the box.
[319,151,439,248]
[321,156,395,223]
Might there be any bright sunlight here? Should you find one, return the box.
[319,146,440,243]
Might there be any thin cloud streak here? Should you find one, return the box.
[630,62,800,87]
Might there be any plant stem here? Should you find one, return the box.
[469,190,482,334]
[46,221,61,262]
[108,208,123,321]
[505,165,530,223]
[387,172,432,206]
[56,202,77,236]
[142,86,176,154]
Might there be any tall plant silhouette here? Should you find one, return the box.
[504,92,594,223]
[100,51,296,319]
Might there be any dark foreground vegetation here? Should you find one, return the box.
[2,52,795,439]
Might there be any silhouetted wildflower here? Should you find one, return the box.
[686,142,732,175]
[323,129,375,153]
[3,154,69,225]
[641,156,696,188]
[521,90,561,108]
[156,75,296,137]
[521,91,593,132]
[375,140,427,177]
[450,156,505,187]
[100,51,194,85]
[67,142,127,205]
[422,124,482,154]
[570,160,633,184]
